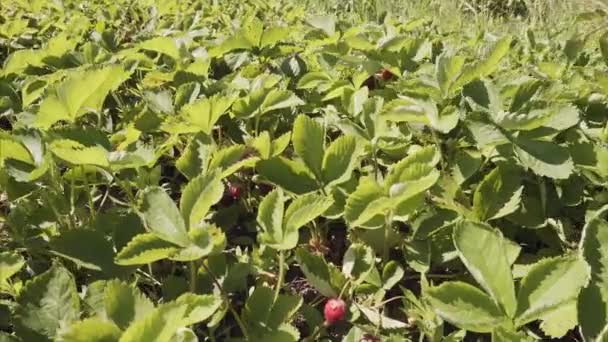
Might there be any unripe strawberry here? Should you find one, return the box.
[229,185,241,200]
[324,298,346,324]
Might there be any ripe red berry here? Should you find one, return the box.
[380,68,394,81]
[323,298,346,324]
[361,334,381,342]
[229,185,241,199]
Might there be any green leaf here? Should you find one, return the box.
[261,90,304,114]
[260,26,290,48]
[601,31,608,67]
[250,132,272,159]
[139,188,189,247]
[243,17,264,47]
[138,37,181,60]
[292,115,324,177]
[515,255,590,327]
[466,116,509,147]
[0,332,20,342]
[295,248,340,297]
[174,293,222,326]
[513,137,574,180]
[173,328,197,342]
[403,240,430,273]
[256,157,319,194]
[436,53,465,97]
[453,221,517,317]
[257,190,290,250]
[170,225,224,261]
[244,286,302,338]
[541,104,580,131]
[452,36,512,91]
[381,261,404,290]
[452,149,482,184]
[83,280,108,318]
[564,35,585,62]
[108,146,155,171]
[179,95,235,135]
[473,166,523,221]
[179,171,223,229]
[13,265,80,342]
[307,15,335,36]
[492,110,550,131]
[0,139,33,165]
[344,177,389,228]
[250,131,290,160]
[209,145,258,177]
[426,281,506,333]
[115,233,179,265]
[385,146,440,187]
[342,243,374,282]
[382,98,456,133]
[144,90,174,115]
[539,299,578,339]
[321,135,360,187]
[267,294,303,329]
[243,286,274,332]
[385,146,441,203]
[347,86,368,117]
[36,66,130,129]
[50,140,109,167]
[104,280,154,330]
[176,134,215,179]
[0,251,24,283]
[58,319,121,342]
[359,306,408,330]
[297,71,332,89]
[284,193,333,234]
[492,326,533,342]
[579,214,608,340]
[50,229,117,274]
[119,302,188,342]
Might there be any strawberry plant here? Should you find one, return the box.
[1,0,608,341]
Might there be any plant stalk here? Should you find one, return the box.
[200,262,250,340]
[189,261,197,293]
[274,250,285,303]
[383,212,393,261]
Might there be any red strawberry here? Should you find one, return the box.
[380,68,394,81]
[229,185,242,200]
[324,298,346,324]
[361,334,381,342]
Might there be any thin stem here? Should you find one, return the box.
[304,323,326,342]
[82,166,96,221]
[274,250,285,303]
[309,294,325,307]
[539,176,547,217]
[136,268,161,286]
[402,273,459,281]
[373,296,406,309]
[98,184,110,211]
[337,278,351,300]
[200,262,250,340]
[43,192,68,229]
[372,143,380,181]
[383,212,393,261]
[254,116,261,136]
[189,261,198,293]
[70,173,76,216]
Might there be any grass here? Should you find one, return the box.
[300,0,600,26]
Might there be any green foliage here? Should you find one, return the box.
[0,0,606,340]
